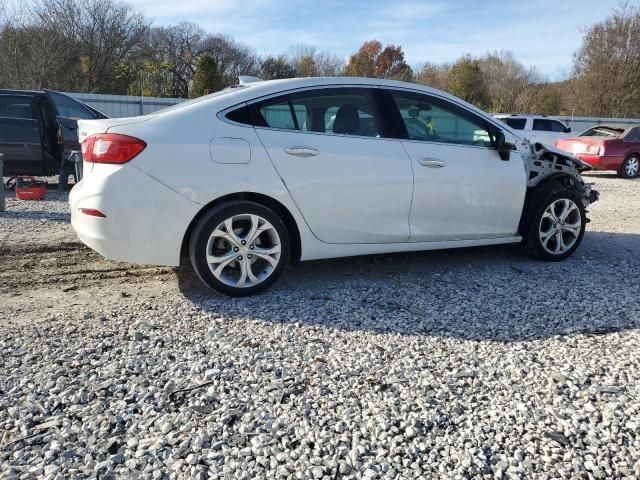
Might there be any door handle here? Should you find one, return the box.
[418,158,446,168]
[284,146,319,157]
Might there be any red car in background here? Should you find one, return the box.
[554,125,640,178]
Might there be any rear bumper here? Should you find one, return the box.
[575,154,625,171]
[70,164,200,266]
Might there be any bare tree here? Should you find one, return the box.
[0,2,79,90]
[288,44,344,77]
[414,61,450,90]
[477,50,542,113]
[32,0,150,93]
[571,3,640,117]
[202,34,260,81]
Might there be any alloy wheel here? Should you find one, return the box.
[538,198,582,255]
[626,156,639,177]
[205,214,281,288]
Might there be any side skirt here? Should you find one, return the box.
[300,235,522,261]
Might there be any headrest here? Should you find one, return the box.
[333,105,359,134]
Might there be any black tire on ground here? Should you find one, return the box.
[189,201,290,297]
[522,185,587,261]
[617,154,640,179]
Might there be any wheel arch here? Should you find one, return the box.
[518,173,581,236]
[180,192,302,264]
[620,152,640,174]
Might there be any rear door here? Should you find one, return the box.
[251,87,413,244]
[44,90,105,156]
[0,94,43,175]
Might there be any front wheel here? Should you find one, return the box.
[189,201,290,296]
[524,189,587,261]
[618,154,640,178]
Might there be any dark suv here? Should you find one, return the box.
[0,89,107,177]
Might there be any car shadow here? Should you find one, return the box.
[0,210,70,221]
[176,231,640,342]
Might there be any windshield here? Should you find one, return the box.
[579,126,624,137]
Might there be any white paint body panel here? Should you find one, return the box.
[403,141,526,241]
[255,128,413,243]
[71,77,532,267]
[209,137,251,164]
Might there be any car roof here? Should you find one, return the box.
[495,114,554,119]
[0,89,44,96]
[161,76,501,126]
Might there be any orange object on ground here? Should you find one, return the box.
[15,176,47,200]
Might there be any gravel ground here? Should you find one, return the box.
[1,173,639,479]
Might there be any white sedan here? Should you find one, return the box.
[70,77,598,296]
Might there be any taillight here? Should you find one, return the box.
[586,144,600,154]
[81,134,146,164]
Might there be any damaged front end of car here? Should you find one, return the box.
[523,142,599,207]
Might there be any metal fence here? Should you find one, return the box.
[65,92,185,118]
[552,116,640,133]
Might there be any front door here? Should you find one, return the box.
[387,90,526,242]
[44,90,103,156]
[0,94,43,176]
[253,87,413,244]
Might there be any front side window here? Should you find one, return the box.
[550,120,567,132]
[390,91,493,147]
[252,88,382,137]
[0,96,35,120]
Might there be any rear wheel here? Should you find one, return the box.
[524,188,586,261]
[618,154,640,178]
[189,201,290,296]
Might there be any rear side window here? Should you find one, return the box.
[251,88,383,137]
[533,119,566,132]
[0,96,35,119]
[225,105,253,125]
[503,118,526,130]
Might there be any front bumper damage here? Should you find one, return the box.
[524,142,599,207]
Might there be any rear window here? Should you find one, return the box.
[532,119,567,132]
[579,127,624,138]
[0,96,35,120]
[502,118,526,130]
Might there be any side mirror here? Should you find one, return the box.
[564,127,572,133]
[494,131,511,161]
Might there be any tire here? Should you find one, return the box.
[189,201,290,296]
[618,154,640,179]
[523,186,587,261]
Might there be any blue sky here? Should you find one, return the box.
[129,0,625,79]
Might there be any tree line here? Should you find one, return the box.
[1,1,638,117]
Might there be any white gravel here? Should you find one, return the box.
[1,173,639,479]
